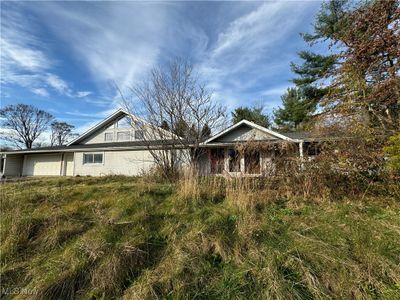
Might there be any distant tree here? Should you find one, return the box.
[273,88,317,131]
[160,120,170,131]
[0,104,53,149]
[50,121,76,146]
[200,124,211,141]
[231,106,271,128]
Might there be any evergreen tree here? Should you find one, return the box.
[291,51,337,104]
[231,106,271,128]
[289,0,349,107]
[273,88,316,131]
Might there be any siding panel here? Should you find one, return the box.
[74,150,155,176]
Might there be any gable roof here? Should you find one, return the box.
[202,120,299,145]
[67,109,128,146]
[67,108,179,146]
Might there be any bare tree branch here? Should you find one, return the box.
[120,59,226,181]
[0,104,53,149]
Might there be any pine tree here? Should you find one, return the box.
[231,106,271,128]
[289,0,349,106]
[273,88,316,131]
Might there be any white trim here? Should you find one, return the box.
[201,120,299,145]
[67,108,179,146]
[82,152,104,165]
[67,109,126,146]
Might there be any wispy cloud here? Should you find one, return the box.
[1,1,321,129]
[76,91,92,98]
[30,2,170,90]
[261,85,292,97]
[32,88,49,97]
[198,1,317,111]
[0,3,92,99]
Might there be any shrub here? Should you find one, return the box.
[384,132,400,175]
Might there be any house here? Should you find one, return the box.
[0,109,325,177]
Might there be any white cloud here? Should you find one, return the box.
[1,1,320,118]
[197,2,316,111]
[45,73,69,94]
[0,4,92,99]
[1,38,50,72]
[30,3,169,90]
[76,91,92,98]
[32,88,49,97]
[261,85,292,97]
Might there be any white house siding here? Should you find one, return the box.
[3,154,24,176]
[82,127,135,144]
[23,154,63,176]
[81,117,145,145]
[63,153,74,176]
[73,150,155,176]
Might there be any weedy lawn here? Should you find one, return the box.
[0,176,399,299]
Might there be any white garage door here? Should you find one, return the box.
[23,154,62,176]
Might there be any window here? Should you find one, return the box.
[210,149,224,174]
[228,149,240,172]
[104,133,113,141]
[83,153,103,164]
[245,151,260,174]
[135,130,144,140]
[117,132,131,141]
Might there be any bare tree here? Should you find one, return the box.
[122,59,226,180]
[0,104,53,149]
[50,121,76,146]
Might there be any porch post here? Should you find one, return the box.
[299,141,304,170]
[240,156,245,173]
[224,148,229,172]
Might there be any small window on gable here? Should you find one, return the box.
[117,132,130,141]
[83,153,103,164]
[135,130,144,140]
[104,133,113,141]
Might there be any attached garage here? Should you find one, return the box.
[23,154,63,176]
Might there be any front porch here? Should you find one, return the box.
[199,142,304,177]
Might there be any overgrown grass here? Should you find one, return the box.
[1,176,399,299]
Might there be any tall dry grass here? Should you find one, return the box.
[1,137,399,299]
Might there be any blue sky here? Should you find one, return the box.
[1,1,324,135]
